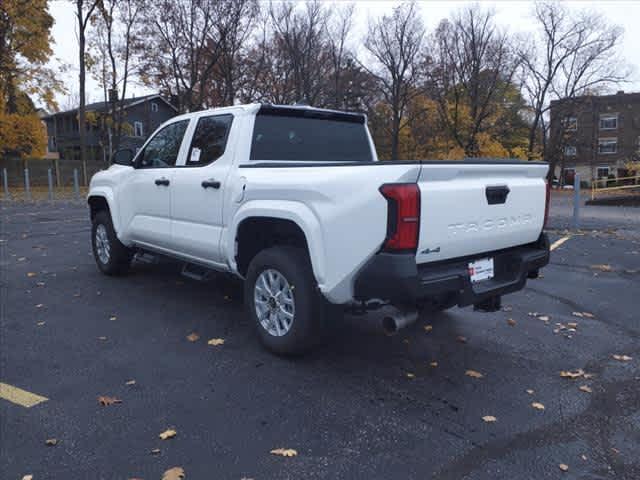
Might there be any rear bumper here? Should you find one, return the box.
[353,233,550,306]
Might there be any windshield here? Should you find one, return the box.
[250,112,373,162]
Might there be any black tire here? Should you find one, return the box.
[91,210,133,275]
[245,246,325,355]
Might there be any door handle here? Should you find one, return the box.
[155,178,170,186]
[486,185,510,204]
[201,179,221,189]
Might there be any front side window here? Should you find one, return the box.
[597,166,610,178]
[598,138,617,154]
[564,116,577,131]
[134,121,144,137]
[250,111,373,162]
[599,114,618,130]
[137,120,189,168]
[186,114,233,166]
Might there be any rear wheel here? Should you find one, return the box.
[245,246,325,355]
[91,210,133,275]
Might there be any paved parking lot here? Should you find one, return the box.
[1,194,639,479]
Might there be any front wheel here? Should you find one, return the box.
[91,210,133,275]
[245,246,325,355]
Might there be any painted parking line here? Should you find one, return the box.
[0,382,48,408]
[550,235,571,251]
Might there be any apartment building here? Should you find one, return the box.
[549,91,640,185]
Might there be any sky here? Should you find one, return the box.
[46,0,640,110]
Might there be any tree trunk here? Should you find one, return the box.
[78,2,87,163]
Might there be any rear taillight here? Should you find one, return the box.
[379,183,420,252]
[543,180,551,229]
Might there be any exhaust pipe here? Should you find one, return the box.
[381,307,418,335]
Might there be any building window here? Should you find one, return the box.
[564,116,577,131]
[599,114,618,130]
[598,138,617,154]
[596,166,610,178]
[134,121,144,137]
[151,102,158,113]
[564,145,576,156]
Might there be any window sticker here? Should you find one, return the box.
[190,147,201,163]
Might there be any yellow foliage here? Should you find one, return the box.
[0,113,47,158]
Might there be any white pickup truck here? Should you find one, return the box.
[88,104,550,354]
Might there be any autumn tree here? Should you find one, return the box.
[136,0,250,112]
[426,6,520,158]
[361,2,425,160]
[0,0,59,158]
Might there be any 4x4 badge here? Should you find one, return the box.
[420,247,441,255]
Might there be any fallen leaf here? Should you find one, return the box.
[207,338,225,346]
[502,306,513,312]
[98,395,122,406]
[270,448,298,457]
[424,325,433,333]
[162,466,185,480]
[125,379,136,386]
[531,402,545,410]
[526,389,534,395]
[559,463,569,472]
[582,312,595,318]
[429,361,438,367]
[27,272,37,277]
[159,429,177,440]
[35,303,43,308]
[567,322,578,329]
[186,332,199,342]
[482,415,497,423]
[560,369,585,379]
[150,448,161,455]
[45,438,57,446]
[22,476,33,480]
[98,336,107,341]
[37,321,45,326]
[571,312,584,318]
[36,282,45,287]
[579,385,592,393]
[612,354,632,362]
[507,318,516,326]
[456,335,467,343]
[109,315,117,321]
[538,315,550,321]
[591,264,612,272]
[406,372,415,378]
[581,454,587,461]
[465,369,484,379]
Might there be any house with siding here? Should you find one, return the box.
[42,93,177,162]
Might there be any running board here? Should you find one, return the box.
[135,252,159,265]
[181,262,211,281]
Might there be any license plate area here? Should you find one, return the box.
[468,257,494,283]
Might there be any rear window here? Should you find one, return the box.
[250,113,373,162]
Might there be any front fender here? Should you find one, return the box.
[226,200,326,288]
[87,187,121,236]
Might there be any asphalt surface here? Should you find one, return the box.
[1,193,639,479]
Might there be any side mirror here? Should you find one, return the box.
[112,149,134,166]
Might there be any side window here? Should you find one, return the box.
[186,114,233,166]
[137,120,189,169]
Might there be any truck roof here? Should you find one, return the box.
[171,103,366,123]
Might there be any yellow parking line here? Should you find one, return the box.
[550,235,571,251]
[0,382,48,408]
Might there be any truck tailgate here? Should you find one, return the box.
[415,162,548,265]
